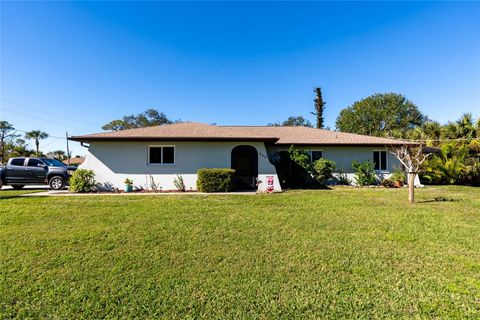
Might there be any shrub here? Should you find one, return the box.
[69,169,96,193]
[390,169,406,183]
[313,158,336,186]
[288,146,312,172]
[124,178,133,185]
[146,175,161,191]
[197,168,235,192]
[381,178,395,188]
[352,160,377,186]
[173,174,185,192]
[271,151,310,189]
[334,170,351,185]
[288,146,336,187]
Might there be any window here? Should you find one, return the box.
[163,147,174,164]
[373,151,387,171]
[27,159,44,167]
[42,159,66,167]
[307,150,323,162]
[10,158,25,166]
[149,146,175,165]
[311,151,323,162]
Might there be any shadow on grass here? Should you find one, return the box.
[418,197,462,203]
[0,195,23,200]
[0,189,46,200]
[282,185,334,191]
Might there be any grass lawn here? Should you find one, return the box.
[1,186,479,318]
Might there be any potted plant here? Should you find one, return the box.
[390,169,406,188]
[124,178,133,192]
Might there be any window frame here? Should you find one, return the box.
[373,149,388,172]
[147,145,176,166]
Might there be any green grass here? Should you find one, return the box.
[1,186,479,318]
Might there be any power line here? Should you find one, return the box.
[0,98,101,128]
[15,128,65,139]
[14,128,66,140]
[42,138,64,148]
[1,107,92,133]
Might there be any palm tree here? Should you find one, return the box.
[456,113,475,139]
[46,150,67,160]
[422,142,467,184]
[25,130,49,156]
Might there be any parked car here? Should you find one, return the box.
[0,157,77,190]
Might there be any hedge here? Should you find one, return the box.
[197,168,235,192]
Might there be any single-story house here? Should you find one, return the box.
[69,122,414,192]
[62,156,85,166]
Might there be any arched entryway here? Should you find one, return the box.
[231,145,258,190]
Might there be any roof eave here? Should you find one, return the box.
[272,142,420,147]
[68,136,279,143]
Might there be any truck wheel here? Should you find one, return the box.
[49,176,65,190]
[12,185,25,190]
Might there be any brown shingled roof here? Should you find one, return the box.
[69,122,413,146]
[63,157,85,165]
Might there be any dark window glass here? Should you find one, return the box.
[373,151,380,170]
[149,147,162,164]
[10,158,25,166]
[163,147,175,164]
[311,151,323,161]
[373,151,387,170]
[380,151,387,170]
[42,159,66,167]
[27,159,43,167]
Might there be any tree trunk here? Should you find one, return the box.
[408,173,415,204]
[0,137,4,164]
[35,140,39,157]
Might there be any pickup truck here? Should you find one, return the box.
[0,157,77,190]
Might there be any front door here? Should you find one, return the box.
[231,145,258,190]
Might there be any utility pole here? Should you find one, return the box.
[66,131,71,166]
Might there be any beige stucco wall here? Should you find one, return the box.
[80,141,282,192]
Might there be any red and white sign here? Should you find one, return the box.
[266,176,274,192]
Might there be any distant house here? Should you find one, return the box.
[63,156,85,166]
[69,122,412,192]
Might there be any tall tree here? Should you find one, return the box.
[268,116,313,127]
[336,93,425,137]
[311,87,326,129]
[0,121,18,164]
[102,109,174,131]
[25,130,49,157]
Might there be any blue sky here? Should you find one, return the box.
[1,1,479,155]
